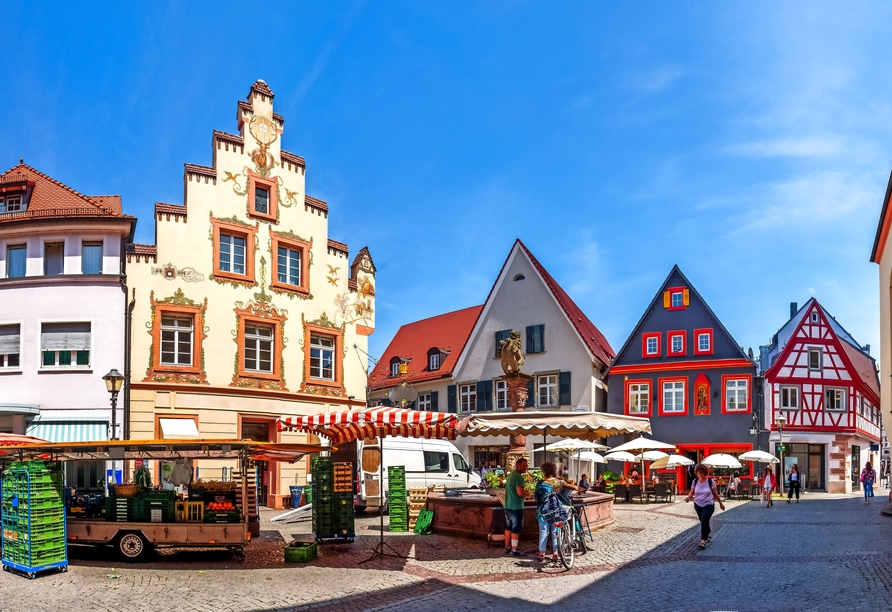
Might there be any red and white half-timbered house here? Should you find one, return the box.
[763,299,881,494]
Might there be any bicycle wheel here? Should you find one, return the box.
[557,521,575,569]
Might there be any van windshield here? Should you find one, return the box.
[453,453,470,472]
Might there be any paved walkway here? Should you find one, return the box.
[0,490,890,611]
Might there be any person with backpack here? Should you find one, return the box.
[535,462,583,562]
[861,461,877,504]
[684,464,725,549]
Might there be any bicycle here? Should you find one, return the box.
[544,504,587,569]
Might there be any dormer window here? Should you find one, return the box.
[390,359,401,377]
[664,286,689,311]
[0,195,23,213]
[427,347,445,371]
[389,356,409,377]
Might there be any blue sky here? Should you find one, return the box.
[4,2,891,365]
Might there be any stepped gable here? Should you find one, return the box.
[327,239,348,254]
[305,195,328,212]
[368,305,484,390]
[0,162,123,217]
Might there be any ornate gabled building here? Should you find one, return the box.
[605,266,759,490]
[762,299,881,493]
[0,162,135,490]
[127,81,376,508]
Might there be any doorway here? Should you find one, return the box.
[241,420,273,506]
[851,445,861,491]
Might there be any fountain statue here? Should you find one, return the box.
[499,330,534,470]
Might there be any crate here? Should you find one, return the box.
[284,541,317,563]
[413,509,434,534]
[140,489,177,501]
[175,501,204,523]
[204,510,241,524]
[8,461,63,473]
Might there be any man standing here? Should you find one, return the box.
[503,457,528,556]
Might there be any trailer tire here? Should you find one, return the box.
[116,532,150,562]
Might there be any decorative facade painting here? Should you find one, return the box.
[694,374,710,415]
[144,289,209,385]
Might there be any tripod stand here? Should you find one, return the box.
[359,436,406,564]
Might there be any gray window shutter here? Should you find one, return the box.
[495,330,510,357]
[536,325,545,352]
[0,325,20,354]
[41,322,90,351]
[431,391,439,412]
[525,378,535,408]
[559,371,571,406]
[526,326,534,353]
[447,385,457,413]
[477,380,493,412]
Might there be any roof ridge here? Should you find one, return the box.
[2,163,117,216]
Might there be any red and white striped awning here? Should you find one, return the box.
[277,406,459,445]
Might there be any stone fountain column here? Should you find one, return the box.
[504,373,534,472]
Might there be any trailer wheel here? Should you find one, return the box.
[116,532,149,561]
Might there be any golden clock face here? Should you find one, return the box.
[249,115,278,146]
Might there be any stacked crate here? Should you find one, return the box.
[1,461,67,577]
[105,496,140,522]
[408,487,428,531]
[311,457,355,542]
[138,490,176,523]
[387,466,408,532]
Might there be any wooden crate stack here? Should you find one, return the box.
[408,487,428,531]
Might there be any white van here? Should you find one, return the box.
[354,437,481,511]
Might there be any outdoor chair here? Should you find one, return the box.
[647,483,670,503]
[628,484,643,503]
[613,484,628,503]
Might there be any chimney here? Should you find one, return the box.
[790,302,798,319]
[864,344,871,355]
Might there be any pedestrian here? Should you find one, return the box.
[503,457,528,556]
[760,466,777,508]
[684,464,725,549]
[786,464,801,504]
[860,461,877,505]
[578,474,590,491]
[535,461,584,562]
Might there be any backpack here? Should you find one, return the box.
[540,491,567,520]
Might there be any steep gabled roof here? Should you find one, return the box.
[368,305,484,391]
[607,265,750,372]
[0,163,124,218]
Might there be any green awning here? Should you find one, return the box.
[26,421,109,443]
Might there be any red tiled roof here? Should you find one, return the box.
[127,243,157,256]
[305,195,328,212]
[517,240,615,367]
[840,341,881,403]
[0,163,122,217]
[155,202,186,216]
[213,130,244,147]
[184,164,216,178]
[368,305,484,391]
[328,239,348,254]
[249,80,275,99]
[281,150,306,167]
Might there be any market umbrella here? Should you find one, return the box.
[0,433,48,446]
[534,439,609,481]
[635,450,669,462]
[701,453,743,469]
[738,450,779,464]
[649,454,695,470]
[578,451,607,464]
[608,436,676,500]
[604,451,638,462]
[458,411,651,442]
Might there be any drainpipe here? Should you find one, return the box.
[119,226,135,441]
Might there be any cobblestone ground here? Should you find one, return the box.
[1,490,891,611]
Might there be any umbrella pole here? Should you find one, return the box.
[360,434,405,564]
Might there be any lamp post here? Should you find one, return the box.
[775,414,787,495]
[103,368,125,441]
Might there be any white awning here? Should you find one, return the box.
[26,420,108,442]
[159,418,199,439]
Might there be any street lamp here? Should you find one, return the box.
[775,414,787,495]
[103,368,124,440]
[388,381,418,409]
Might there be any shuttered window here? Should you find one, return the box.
[41,322,90,367]
[525,324,545,354]
[44,242,64,276]
[447,385,457,413]
[494,329,511,357]
[0,324,20,368]
[559,371,571,406]
[476,380,493,412]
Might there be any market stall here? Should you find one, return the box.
[0,439,326,563]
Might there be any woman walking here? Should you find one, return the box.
[684,464,725,549]
[861,461,877,504]
[761,466,777,508]
[786,464,801,503]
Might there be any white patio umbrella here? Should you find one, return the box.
[635,450,669,462]
[604,451,638,463]
[578,451,607,464]
[534,439,609,481]
[609,437,676,500]
[649,454,695,470]
[701,453,743,469]
[738,450,779,464]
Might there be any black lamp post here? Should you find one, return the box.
[103,368,124,441]
[775,414,787,495]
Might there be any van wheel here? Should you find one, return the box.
[116,532,150,561]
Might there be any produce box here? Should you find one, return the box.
[284,541,317,563]
[204,509,241,523]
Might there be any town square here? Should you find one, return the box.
[2,3,892,611]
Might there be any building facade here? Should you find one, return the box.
[870,173,892,475]
[605,266,760,489]
[0,162,135,490]
[126,81,375,508]
[762,299,881,493]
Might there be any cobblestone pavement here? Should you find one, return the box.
[1,490,891,611]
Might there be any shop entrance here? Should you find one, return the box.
[783,444,825,491]
[241,420,273,506]
[851,445,861,491]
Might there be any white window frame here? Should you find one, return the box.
[81,241,103,275]
[780,386,799,410]
[390,361,401,377]
[219,232,246,275]
[418,393,431,412]
[662,380,685,413]
[309,334,335,381]
[808,348,822,371]
[429,352,440,371]
[6,245,26,278]
[459,383,477,413]
[276,245,301,286]
[628,383,649,415]
[670,334,683,354]
[725,378,748,412]
[1,195,23,213]
[698,333,710,353]
[160,315,193,366]
[538,374,558,407]
[495,380,509,411]
[244,323,274,373]
[646,337,658,355]
[811,311,819,323]
[40,322,91,369]
[671,291,683,308]
[825,387,845,411]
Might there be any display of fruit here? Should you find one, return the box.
[206,501,236,511]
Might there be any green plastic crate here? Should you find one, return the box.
[284,541,317,563]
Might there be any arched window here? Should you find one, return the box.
[513,274,525,281]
